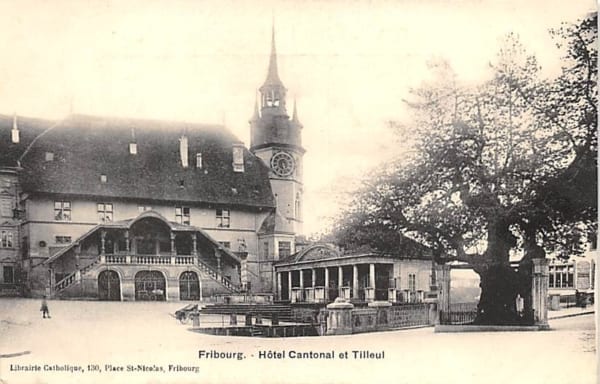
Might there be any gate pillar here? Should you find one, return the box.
[531,258,549,329]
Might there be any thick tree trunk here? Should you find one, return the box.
[473,219,529,325]
[475,265,524,324]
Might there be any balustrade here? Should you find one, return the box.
[314,287,325,303]
[291,288,303,303]
[100,254,196,265]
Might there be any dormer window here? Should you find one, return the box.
[196,153,202,169]
[100,174,107,183]
[232,144,244,173]
[129,142,137,155]
[45,152,54,161]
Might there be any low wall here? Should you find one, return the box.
[324,301,436,335]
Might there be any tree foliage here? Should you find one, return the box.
[331,14,597,323]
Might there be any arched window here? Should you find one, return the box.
[295,193,301,220]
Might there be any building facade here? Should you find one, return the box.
[274,244,440,304]
[0,29,304,300]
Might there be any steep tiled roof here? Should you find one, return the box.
[3,114,275,208]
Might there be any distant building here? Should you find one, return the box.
[0,28,305,300]
[547,248,596,296]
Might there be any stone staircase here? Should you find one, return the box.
[200,303,293,322]
[54,257,101,292]
[53,256,242,295]
[196,259,241,293]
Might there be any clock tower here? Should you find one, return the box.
[250,25,304,239]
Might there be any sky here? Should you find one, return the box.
[0,0,595,235]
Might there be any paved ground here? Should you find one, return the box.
[0,298,596,384]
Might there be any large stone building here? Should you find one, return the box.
[0,29,304,300]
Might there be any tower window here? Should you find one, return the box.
[216,208,230,228]
[129,142,137,155]
[175,206,191,225]
[100,174,107,183]
[295,192,301,220]
[1,230,13,248]
[278,241,291,258]
[3,266,14,284]
[97,203,113,222]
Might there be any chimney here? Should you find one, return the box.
[129,128,137,154]
[180,135,189,168]
[232,143,244,172]
[11,113,20,143]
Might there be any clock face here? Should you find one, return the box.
[270,151,296,177]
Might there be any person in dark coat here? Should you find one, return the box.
[40,296,50,319]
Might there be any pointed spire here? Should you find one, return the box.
[292,98,299,122]
[263,21,283,87]
[251,93,260,120]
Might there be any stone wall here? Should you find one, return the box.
[324,300,436,335]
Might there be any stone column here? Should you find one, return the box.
[124,230,130,252]
[277,272,282,300]
[74,243,81,269]
[299,269,304,291]
[338,266,343,286]
[438,264,451,321]
[170,232,176,256]
[369,263,375,288]
[191,233,197,257]
[48,268,54,296]
[324,267,330,301]
[531,258,549,329]
[352,264,359,299]
[216,252,222,276]
[288,271,292,301]
[311,268,316,287]
[100,230,106,256]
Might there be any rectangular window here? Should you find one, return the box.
[138,205,152,212]
[218,241,231,249]
[3,266,14,284]
[45,152,54,161]
[548,264,574,289]
[216,208,230,228]
[408,274,416,292]
[54,201,71,221]
[1,230,13,248]
[262,241,269,259]
[175,206,190,225]
[55,236,72,244]
[97,203,113,222]
[278,241,291,258]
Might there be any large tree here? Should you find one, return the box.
[332,14,597,324]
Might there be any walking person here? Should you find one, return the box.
[40,296,50,319]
